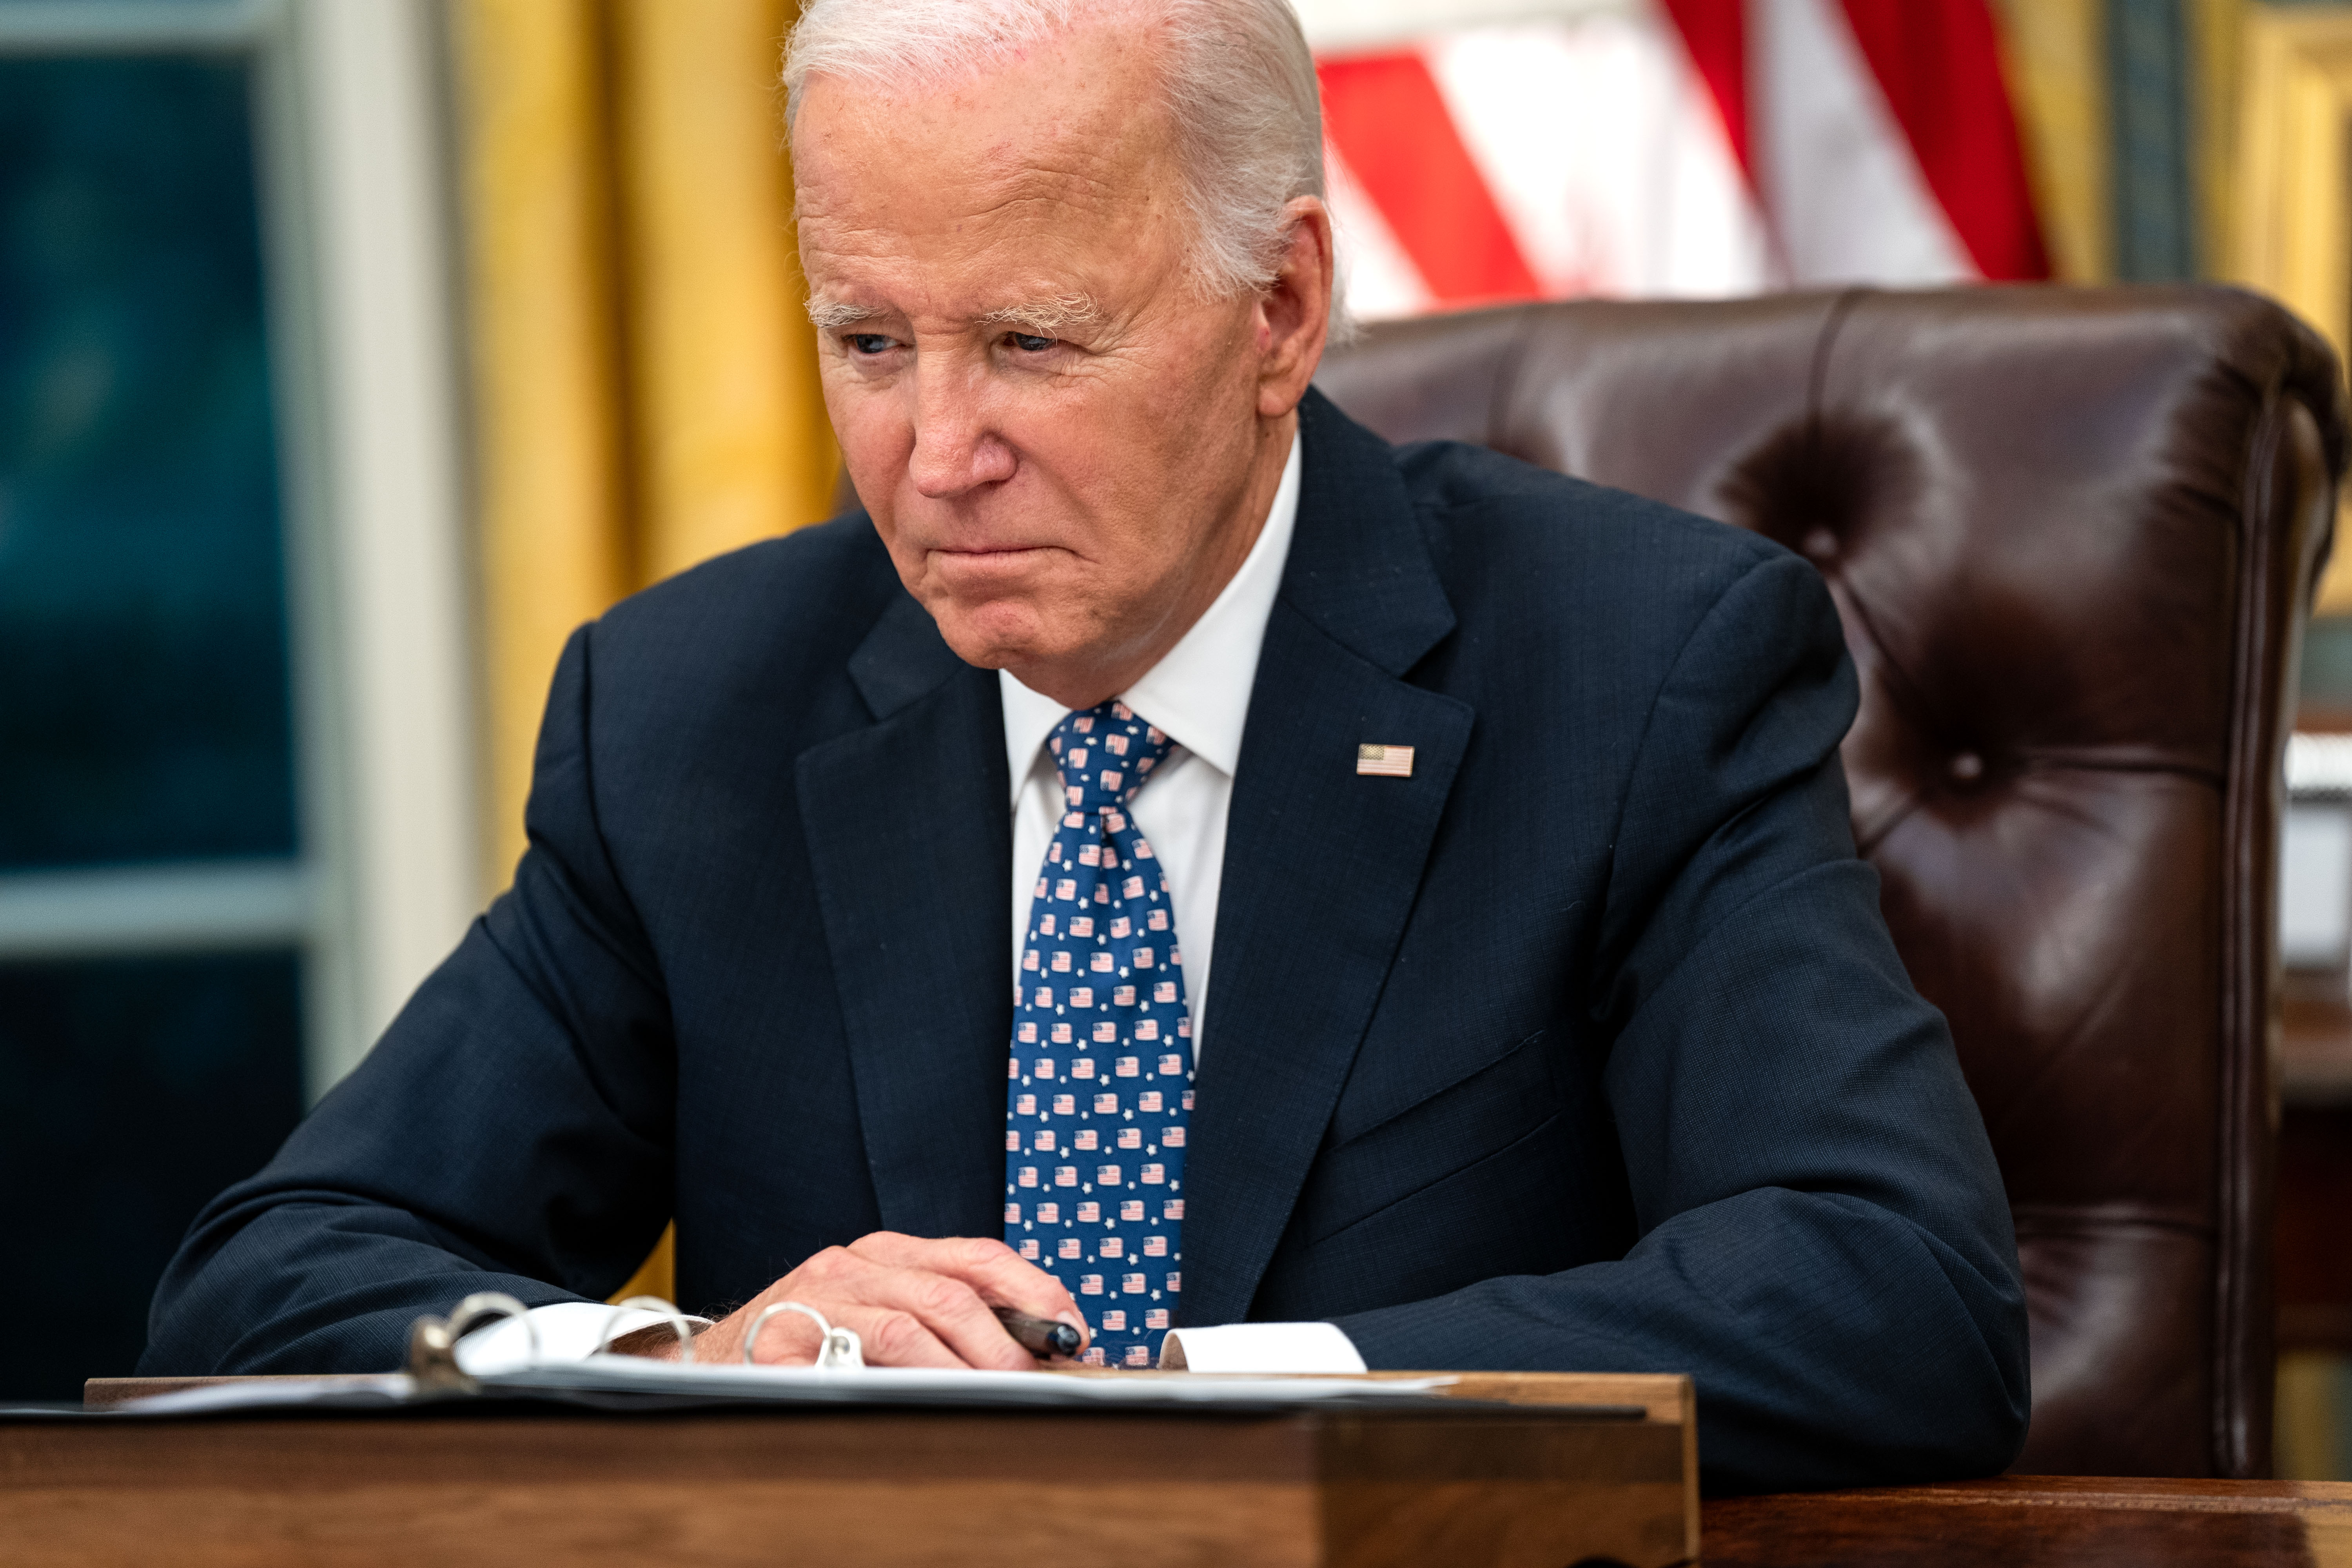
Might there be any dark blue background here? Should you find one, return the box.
[0,53,303,1400]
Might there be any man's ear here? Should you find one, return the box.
[1254,196,1335,418]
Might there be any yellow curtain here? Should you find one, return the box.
[1989,0,2112,284]
[448,0,837,1305]
[2226,3,2352,613]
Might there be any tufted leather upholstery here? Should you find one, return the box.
[1316,286,2346,1479]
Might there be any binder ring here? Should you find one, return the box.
[743,1300,865,1370]
[407,1290,537,1396]
[595,1295,699,1363]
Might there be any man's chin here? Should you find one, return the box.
[926,606,1065,677]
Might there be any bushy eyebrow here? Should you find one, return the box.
[804,292,1104,336]
[977,293,1103,335]
[807,298,880,331]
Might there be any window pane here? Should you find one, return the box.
[0,950,303,1400]
[0,55,296,869]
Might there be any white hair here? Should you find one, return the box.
[783,0,1347,333]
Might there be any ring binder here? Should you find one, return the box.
[405,1292,535,1396]
[742,1301,865,1368]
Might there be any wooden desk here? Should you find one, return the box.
[19,1389,2350,1563]
[8,1372,1696,1568]
[1706,1475,2352,1566]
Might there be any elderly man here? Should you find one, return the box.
[145,0,2028,1492]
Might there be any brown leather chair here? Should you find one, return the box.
[1316,286,2345,1479]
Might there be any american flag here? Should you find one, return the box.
[1305,0,2043,317]
[1356,743,1414,778]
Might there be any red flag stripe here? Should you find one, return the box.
[1316,51,1543,307]
[1833,0,2049,281]
[1659,0,1750,179]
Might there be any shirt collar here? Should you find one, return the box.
[999,428,1301,800]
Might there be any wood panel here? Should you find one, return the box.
[1704,1475,2352,1568]
[3,1397,1693,1568]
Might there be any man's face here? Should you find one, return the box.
[793,21,1302,701]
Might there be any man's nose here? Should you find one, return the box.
[907,362,1017,498]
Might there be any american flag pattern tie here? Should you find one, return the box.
[1003,700,1192,1368]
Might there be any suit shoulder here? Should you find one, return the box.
[588,510,898,667]
[1390,440,1833,703]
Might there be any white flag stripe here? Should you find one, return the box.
[1753,0,1974,287]
[1323,138,1435,322]
[1421,16,1769,301]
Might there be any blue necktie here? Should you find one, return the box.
[1003,701,1193,1368]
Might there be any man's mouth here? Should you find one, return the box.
[933,544,1057,573]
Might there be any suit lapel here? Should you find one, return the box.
[1182,391,1474,1328]
[799,591,1012,1241]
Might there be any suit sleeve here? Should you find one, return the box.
[140,623,679,1376]
[1330,550,2032,1494]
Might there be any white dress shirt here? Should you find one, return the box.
[466,431,1360,1376]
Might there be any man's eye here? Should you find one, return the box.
[1005,332,1056,353]
[847,333,896,355]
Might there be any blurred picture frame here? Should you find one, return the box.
[2231,1,2352,615]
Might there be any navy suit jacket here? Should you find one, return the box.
[145,390,2029,1492]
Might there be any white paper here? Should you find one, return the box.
[1157,1322,1369,1374]
[485,1355,1439,1406]
[106,1359,1450,1417]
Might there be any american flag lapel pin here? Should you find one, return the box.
[1356,743,1415,778]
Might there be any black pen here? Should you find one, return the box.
[994,1307,1084,1359]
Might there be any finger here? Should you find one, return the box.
[848,1233,1088,1347]
[822,1299,971,1370]
[730,1303,825,1367]
[791,1245,1042,1370]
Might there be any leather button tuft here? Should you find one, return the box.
[1801,527,1839,563]
[1949,751,1984,783]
